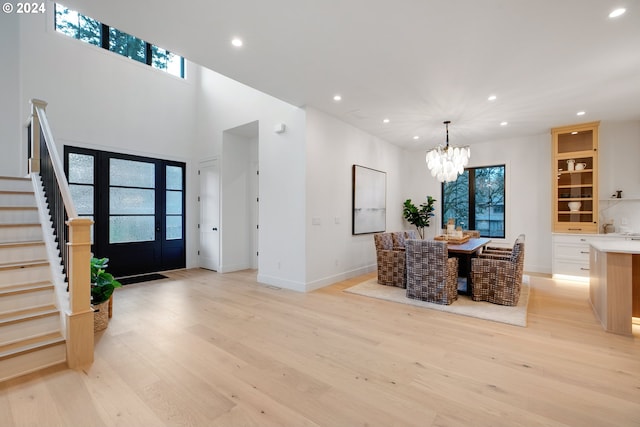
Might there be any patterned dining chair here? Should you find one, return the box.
[471,234,525,306]
[392,230,420,250]
[374,232,406,288]
[405,239,458,305]
[479,234,524,259]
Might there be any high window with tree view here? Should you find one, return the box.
[441,165,505,238]
[54,4,184,78]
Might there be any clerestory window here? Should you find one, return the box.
[54,3,185,78]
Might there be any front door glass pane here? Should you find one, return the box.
[68,153,93,184]
[110,159,155,188]
[166,165,183,190]
[109,216,154,243]
[70,184,94,215]
[166,215,182,240]
[110,188,155,214]
[166,191,182,215]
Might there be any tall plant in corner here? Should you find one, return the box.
[403,196,436,239]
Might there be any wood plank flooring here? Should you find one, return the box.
[0,269,638,427]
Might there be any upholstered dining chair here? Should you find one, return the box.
[404,229,420,240]
[479,234,523,259]
[405,239,459,305]
[374,232,406,288]
[471,234,525,306]
[391,230,420,250]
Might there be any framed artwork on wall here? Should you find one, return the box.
[352,164,386,235]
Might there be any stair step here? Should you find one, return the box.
[0,192,37,207]
[0,332,66,382]
[0,304,59,324]
[0,282,55,312]
[0,240,47,264]
[0,260,51,287]
[0,305,60,345]
[0,331,64,360]
[0,177,32,192]
[0,190,34,196]
[0,223,43,244]
[0,206,40,224]
[0,281,53,296]
[0,259,49,270]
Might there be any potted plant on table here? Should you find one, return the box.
[91,257,122,332]
[403,196,436,239]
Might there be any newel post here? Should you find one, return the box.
[29,99,47,174]
[65,217,95,368]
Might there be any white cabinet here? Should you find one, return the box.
[552,234,624,279]
[552,234,591,278]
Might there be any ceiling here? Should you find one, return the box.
[60,0,640,150]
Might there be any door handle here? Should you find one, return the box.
[212,227,218,231]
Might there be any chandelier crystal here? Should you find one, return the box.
[425,120,470,182]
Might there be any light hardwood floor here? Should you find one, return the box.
[1,269,638,427]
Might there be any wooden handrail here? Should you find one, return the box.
[31,99,78,218]
[29,99,93,368]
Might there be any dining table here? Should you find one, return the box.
[446,237,491,295]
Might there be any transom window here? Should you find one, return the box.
[54,4,185,78]
[441,165,506,238]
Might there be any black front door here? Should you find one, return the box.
[65,147,185,277]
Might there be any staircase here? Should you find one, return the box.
[0,176,66,382]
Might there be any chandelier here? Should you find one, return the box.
[425,120,470,182]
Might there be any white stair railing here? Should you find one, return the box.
[28,99,94,368]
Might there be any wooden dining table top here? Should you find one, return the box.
[446,237,492,254]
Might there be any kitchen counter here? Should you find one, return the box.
[590,239,640,254]
[589,242,640,336]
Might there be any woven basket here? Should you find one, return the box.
[93,300,110,332]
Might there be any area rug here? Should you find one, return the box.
[344,278,529,327]
[118,273,168,286]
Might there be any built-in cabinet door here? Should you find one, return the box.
[552,122,599,233]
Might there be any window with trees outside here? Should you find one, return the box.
[441,165,505,238]
[54,4,184,78]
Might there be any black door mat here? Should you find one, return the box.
[118,273,168,286]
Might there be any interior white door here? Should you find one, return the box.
[199,160,220,271]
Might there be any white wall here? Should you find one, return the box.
[599,120,640,233]
[195,67,307,290]
[16,11,200,266]
[304,108,410,290]
[0,13,23,177]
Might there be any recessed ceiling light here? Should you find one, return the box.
[231,38,243,47]
[383,118,390,124]
[577,111,586,116]
[488,95,497,101]
[609,8,626,18]
[413,135,420,140]
[500,121,508,126]
[333,94,342,101]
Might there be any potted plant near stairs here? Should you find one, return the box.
[91,257,122,332]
